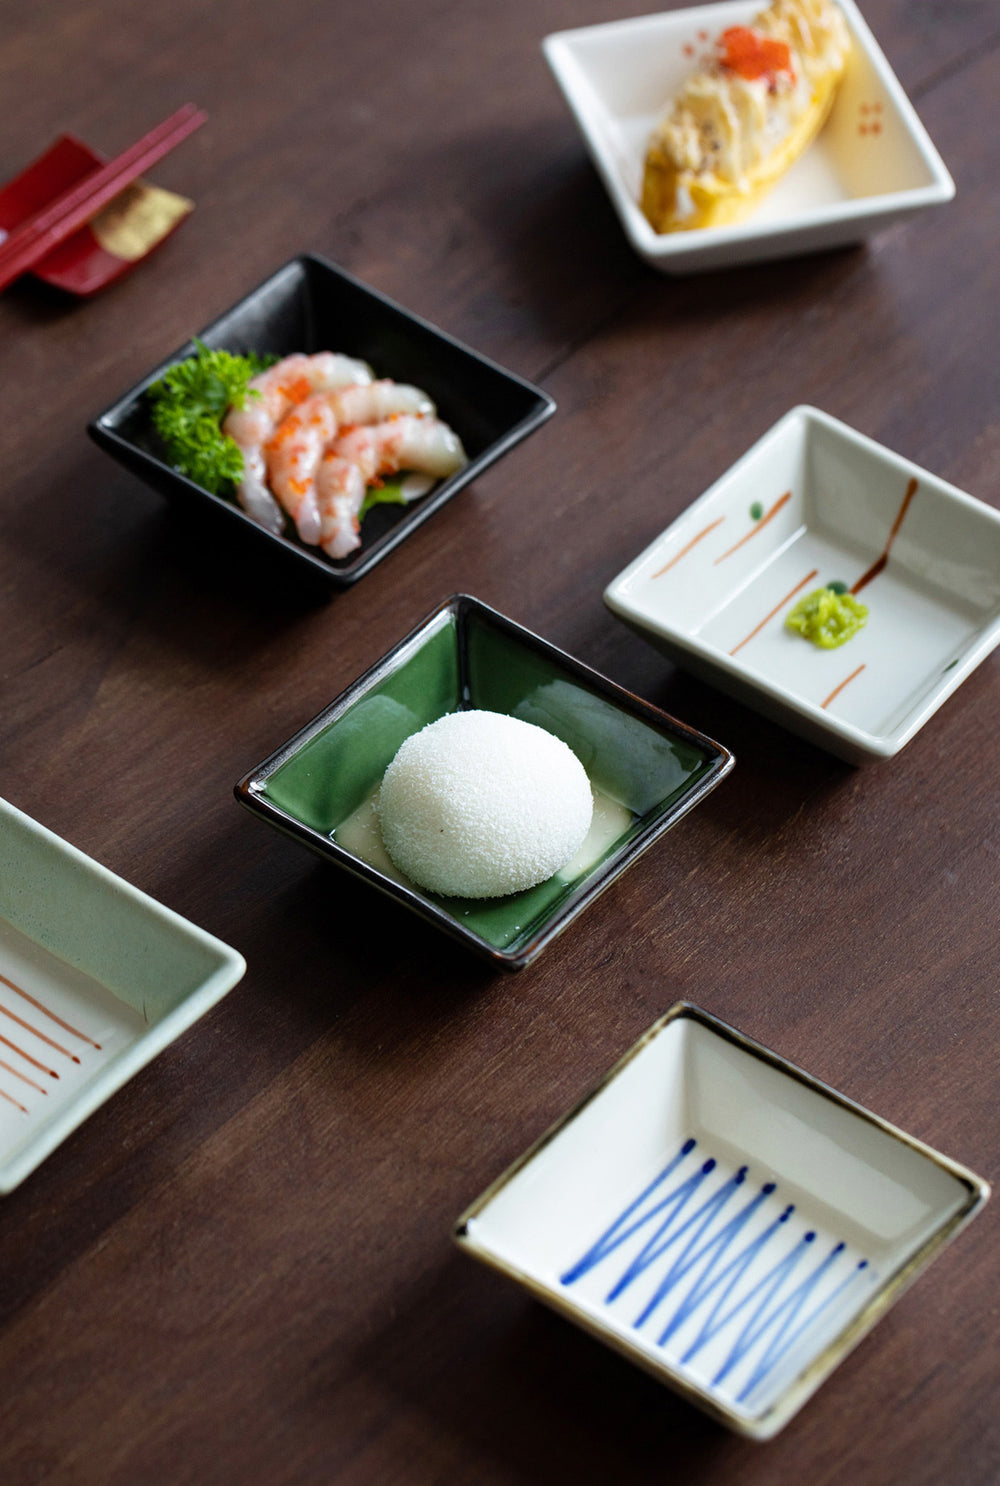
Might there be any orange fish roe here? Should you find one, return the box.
[283,376,313,404]
[265,418,299,453]
[718,25,793,82]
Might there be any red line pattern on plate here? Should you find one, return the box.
[714,490,792,563]
[821,664,867,710]
[0,1002,81,1063]
[730,569,819,656]
[0,1056,48,1094]
[0,1029,57,1079]
[0,969,102,1049]
[0,968,103,1115]
[651,517,726,577]
[0,1034,56,1081]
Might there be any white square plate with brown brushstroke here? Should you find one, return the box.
[0,797,245,1191]
[604,406,1000,763]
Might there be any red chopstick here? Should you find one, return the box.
[0,103,207,292]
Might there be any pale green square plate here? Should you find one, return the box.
[0,797,246,1192]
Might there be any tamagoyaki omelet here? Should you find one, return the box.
[641,0,851,233]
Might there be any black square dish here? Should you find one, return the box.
[88,254,556,585]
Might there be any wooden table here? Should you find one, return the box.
[1,2,998,1482]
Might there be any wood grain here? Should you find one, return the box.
[0,2,998,1483]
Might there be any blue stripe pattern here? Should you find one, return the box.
[560,1137,873,1409]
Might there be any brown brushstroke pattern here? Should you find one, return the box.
[851,478,918,595]
[652,517,725,577]
[822,664,867,710]
[715,491,792,564]
[0,970,105,1115]
[0,970,102,1049]
[0,1031,58,1079]
[730,569,819,656]
[0,1056,48,1095]
[0,1002,81,1064]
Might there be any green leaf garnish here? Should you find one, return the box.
[359,477,409,520]
[146,338,275,495]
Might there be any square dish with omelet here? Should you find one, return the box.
[641,0,850,233]
[542,0,954,272]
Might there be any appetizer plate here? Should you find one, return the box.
[542,0,954,272]
[454,1003,988,1438]
[234,594,733,970]
[88,254,555,585]
[0,796,245,1192]
[604,406,1000,763]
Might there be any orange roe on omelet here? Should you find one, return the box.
[718,26,793,82]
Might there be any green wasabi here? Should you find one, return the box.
[786,585,868,649]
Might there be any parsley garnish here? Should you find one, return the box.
[147,339,275,495]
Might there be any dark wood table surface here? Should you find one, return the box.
[2,1,998,1482]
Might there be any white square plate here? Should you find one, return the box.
[603,406,1000,763]
[454,1004,988,1438]
[0,797,246,1191]
[542,0,954,272]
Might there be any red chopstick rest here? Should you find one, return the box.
[0,106,205,297]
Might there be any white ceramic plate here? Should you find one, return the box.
[603,406,1000,763]
[0,797,246,1191]
[542,0,954,272]
[455,1004,988,1438]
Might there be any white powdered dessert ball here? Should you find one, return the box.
[378,710,593,898]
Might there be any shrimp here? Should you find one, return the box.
[222,352,372,533]
[322,380,434,427]
[264,381,437,543]
[316,414,467,559]
[332,414,466,484]
[261,395,339,544]
[314,457,368,560]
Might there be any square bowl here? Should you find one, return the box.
[542,0,954,273]
[88,254,556,586]
[604,406,1000,764]
[0,795,246,1192]
[454,1003,988,1438]
[234,594,733,970]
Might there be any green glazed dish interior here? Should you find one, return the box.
[261,604,715,953]
[263,611,461,831]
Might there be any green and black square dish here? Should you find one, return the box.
[235,595,734,969]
